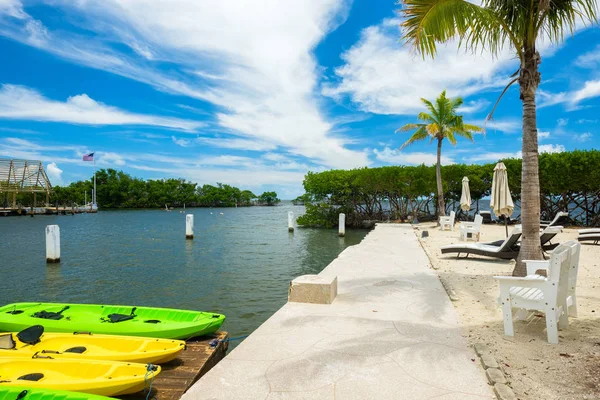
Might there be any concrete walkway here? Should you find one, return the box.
[183,224,494,399]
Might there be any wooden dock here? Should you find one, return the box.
[123,331,229,400]
[0,206,98,216]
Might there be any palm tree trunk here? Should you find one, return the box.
[515,49,543,276]
[436,137,445,217]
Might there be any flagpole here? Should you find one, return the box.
[93,155,97,206]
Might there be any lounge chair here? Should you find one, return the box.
[578,234,600,244]
[479,211,493,224]
[441,227,522,259]
[460,214,483,241]
[494,242,574,344]
[578,228,600,235]
[540,211,569,228]
[439,210,455,231]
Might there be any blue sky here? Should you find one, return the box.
[0,0,598,199]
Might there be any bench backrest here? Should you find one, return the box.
[473,214,483,229]
[547,244,572,306]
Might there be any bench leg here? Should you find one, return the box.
[568,294,578,318]
[500,298,514,337]
[545,309,559,344]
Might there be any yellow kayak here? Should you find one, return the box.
[0,326,185,364]
[0,358,160,396]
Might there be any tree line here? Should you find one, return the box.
[45,169,280,208]
[296,150,600,228]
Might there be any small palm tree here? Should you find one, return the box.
[397,90,482,218]
[398,0,597,276]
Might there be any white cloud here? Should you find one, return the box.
[574,132,592,142]
[171,136,192,147]
[538,131,550,139]
[0,0,369,169]
[539,144,566,154]
[575,45,600,68]
[557,118,568,127]
[0,84,203,131]
[373,147,455,166]
[572,80,600,103]
[0,0,26,19]
[539,81,600,109]
[195,137,277,152]
[322,18,514,115]
[484,119,521,133]
[46,162,63,184]
[457,99,490,114]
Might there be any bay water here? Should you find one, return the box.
[0,202,367,348]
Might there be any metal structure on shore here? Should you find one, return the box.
[0,158,52,208]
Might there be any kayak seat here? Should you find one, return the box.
[144,320,161,324]
[64,346,87,354]
[17,373,44,381]
[0,333,15,349]
[7,310,23,315]
[105,313,135,323]
[32,306,70,321]
[17,325,44,345]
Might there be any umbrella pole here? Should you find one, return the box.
[504,216,508,237]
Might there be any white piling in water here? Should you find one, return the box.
[288,211,294,232]
[186,214,194,239]
[339,213,346,237]
[46,225,60,263]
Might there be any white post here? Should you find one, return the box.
[186,214,194,239]
[46,225,60,263]
[288,211,294,232]
[339,213,346,237]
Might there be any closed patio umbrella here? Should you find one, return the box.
[460,176,471,216]
[490,162,514,236]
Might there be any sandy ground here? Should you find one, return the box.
[415,222,600,400]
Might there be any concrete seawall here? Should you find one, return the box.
[183,224,493,399]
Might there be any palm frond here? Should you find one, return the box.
[396,123,425,133]
[400,0,522,59]
[417,111,434,121]
[445,130,457,145]
[400,126,429,149]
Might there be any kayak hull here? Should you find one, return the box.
[0,303,225,340]
[0,386,115,400]
[0,358,160,396]
[0,331,185,364]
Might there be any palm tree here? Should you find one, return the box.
[397,90,482,218]
[399,0,597,276]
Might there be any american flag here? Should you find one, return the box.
[82,152,94,161]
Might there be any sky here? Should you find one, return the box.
[0,0,598,199]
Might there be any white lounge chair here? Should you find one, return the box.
[439,210,455,231]
[524,241,581,317]
[460,214,483,241]
[540,211,569,228]
[441,227,522,259]
[494,242,573,344]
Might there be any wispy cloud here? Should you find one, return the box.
[0,84,203,131]
[322,18,514,115]
[0,0,369,169]
[373,147,455,166]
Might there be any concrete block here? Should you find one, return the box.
[485,368,507,385]
[494,383,517,400]
[480,354,499,369]
[288,274,337,304]
[473,343,488,357]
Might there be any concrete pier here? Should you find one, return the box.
[183,224,493,399]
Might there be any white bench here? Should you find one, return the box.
[439,210,455,231]
[494,242,576,344]
[460,214,483,241]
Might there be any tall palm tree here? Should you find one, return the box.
[397,90,482,218]
[399,0,597,276]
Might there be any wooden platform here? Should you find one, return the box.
[122,331,229,400]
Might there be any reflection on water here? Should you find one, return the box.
[0,203,367,348]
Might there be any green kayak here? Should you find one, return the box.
[0,303,225,340]
[0,387,114,400]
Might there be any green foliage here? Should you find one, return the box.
[297,150,600,227]
[257,191,280,206]
[46,169,257,209]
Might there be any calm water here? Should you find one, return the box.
[0,203,367,348]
